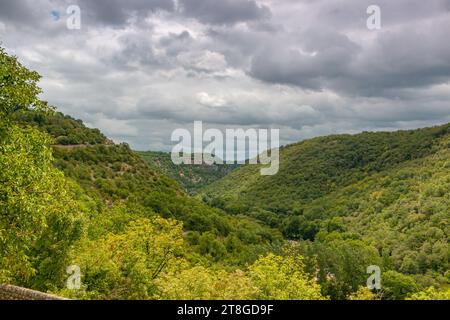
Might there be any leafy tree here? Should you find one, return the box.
[0,47,83,289]
[297,239,382,299]
[381,270,419,300]
[348,287,378,300]
[70,217,184,299]
[156,267,258,300]
[0,47,49,120]
[407,287,450,300]
[248,253,325,300]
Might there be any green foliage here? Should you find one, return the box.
[201,124,450,298]
[407,287,450,300]
[68,217,184,299]
[59,214,320,300]
[348,287,378,300]
[297,239,382,299]
[248,253,325,300]
[157,251,327,300]
[0,47,49,120]
[0,124,83,287]
[156,267,259,300]
[0,47,83,290]
[13,110,107,145]
[381,270,419,300]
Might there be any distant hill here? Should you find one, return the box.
[202,124,450,212]
[138,151,238,194]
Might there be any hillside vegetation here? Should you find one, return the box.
[13,110,282,268]
[201,125,450,298]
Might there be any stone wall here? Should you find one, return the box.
[0,284,66,300]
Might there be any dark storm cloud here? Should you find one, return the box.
[249,29,360,91]
[179,0,271,25]
[247,1,450,96]
[340,18,450,96]
[111,32,173,70]
[0,0,34,23]
[0,0,173,31]
[203,25,275,69]
[0,0,59,31]
[77,0,175,26]
[159,30,194,56]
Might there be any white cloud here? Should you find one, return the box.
[177,50,228,72]
[196,92,227,108]
[94,118,139,139]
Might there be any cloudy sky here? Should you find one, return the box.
[1,0,450,151]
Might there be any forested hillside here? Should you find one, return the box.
[201,125,450,298]
[1,47,448,300]
[202,125,449,211]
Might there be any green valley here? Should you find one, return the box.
[1,47,448,300]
